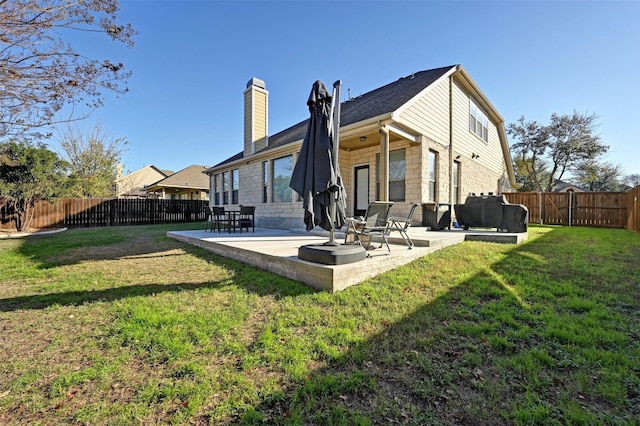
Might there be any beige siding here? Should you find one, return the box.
[399,78,455,207]
[451,79,503,175]
[399,75,511,209]
[399,77,450,147]
[253,90,268,151]
[451,79,512,197]
[243,86,269,155]
[243,91,252,155]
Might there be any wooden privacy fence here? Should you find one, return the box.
[0,198,209,230]
[504,189,640,233]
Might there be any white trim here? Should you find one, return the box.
[392,66,458,118]
[383,123,422,144]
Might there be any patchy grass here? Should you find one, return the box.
[0,223,638,425]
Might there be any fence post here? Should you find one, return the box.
[538,192,543,225]
[568,191,573,227]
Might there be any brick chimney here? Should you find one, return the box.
[244,77,268,155]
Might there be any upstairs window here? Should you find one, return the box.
[469,99,489,142]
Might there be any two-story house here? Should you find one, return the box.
[204,65,516,229]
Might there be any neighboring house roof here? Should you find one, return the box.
[208,65,456,170]
[553,180,589,193]
[115,164,169,183]
[146,165,210,192]
[116,164,172,197]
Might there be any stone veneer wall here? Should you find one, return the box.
[221,139,511,230]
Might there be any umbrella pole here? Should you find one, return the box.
[328,80,342,245]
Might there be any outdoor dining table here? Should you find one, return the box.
[224,209,241,233]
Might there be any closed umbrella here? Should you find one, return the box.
[290,80,346,235]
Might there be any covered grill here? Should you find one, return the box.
[454,194,528,233]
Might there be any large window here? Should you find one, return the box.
[222,171,230,204]
[231,169,239,204]
[272,155,293,203]
[453,160,460,205]
[469,98,489,142]
[262,161,268,203]
[376,149,406,202]
[428,150,437,202]
[213,174,220,205]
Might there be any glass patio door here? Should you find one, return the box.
[354,165,369,217]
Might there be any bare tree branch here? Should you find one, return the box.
[0,0,136,138]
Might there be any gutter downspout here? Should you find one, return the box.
[379,126,390,201]
[448,74,454,207]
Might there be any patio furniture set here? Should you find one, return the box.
[205,205,255,233]
[344,201,420,254]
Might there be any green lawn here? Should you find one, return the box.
[0,223,638,425]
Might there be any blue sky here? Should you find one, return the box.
[61,0,640,176]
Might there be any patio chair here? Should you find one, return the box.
[344,201,394,254]
[205,206,226,232]
[237,205,255,232]
[386,202,420,249]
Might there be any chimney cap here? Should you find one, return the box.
[246,77,266,89]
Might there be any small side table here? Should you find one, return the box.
[421,203,451,230]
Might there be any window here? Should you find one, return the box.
[222,171,229,204]
[453,160,460,205]
[231,169,239,204]
[469,99,489,142]
[272,155,293,203]
[262,161,268,203]
[376,149,406,202]
[213,174,220,205]
[428,150,437,202]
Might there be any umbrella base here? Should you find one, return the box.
[298,243,367,265]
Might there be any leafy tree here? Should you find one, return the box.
[571,161,626,192]
[508,111,609,192]
[507,117,549,192]
[513,156,549,192]
[0,140,68,231]
[56,124,128,198]
[0,0,136,138]
[624,174,640,188]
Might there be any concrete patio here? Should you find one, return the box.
[167,227,527,292]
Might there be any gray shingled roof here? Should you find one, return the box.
[211,66,455,169]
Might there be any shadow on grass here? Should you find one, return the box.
[2,224,317,312]
[14,225,198,269]
[0,280,230,312]
[242,227,640,425]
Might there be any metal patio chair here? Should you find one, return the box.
[344,201,394,254]
[387,202,420,249]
